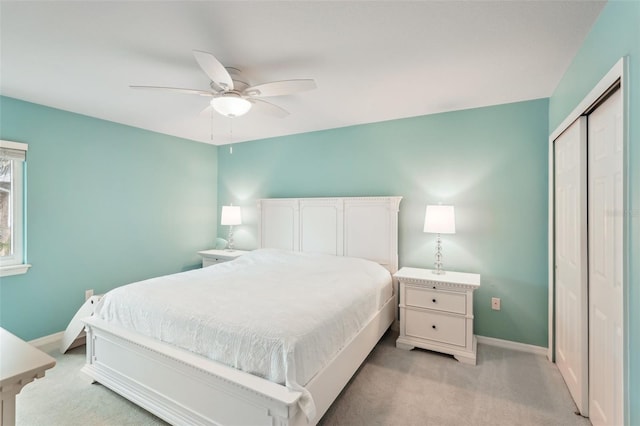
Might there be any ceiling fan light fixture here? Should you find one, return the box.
[210,95,252,118]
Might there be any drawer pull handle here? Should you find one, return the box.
[432,298,437,303]
[432,325,437,329]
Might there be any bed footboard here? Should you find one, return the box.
[82,317,304,426]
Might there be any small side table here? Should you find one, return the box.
[395,267,481,365]
[197,249,249,267]
[0,328,56,426]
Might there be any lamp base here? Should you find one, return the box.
[226,226,235,251]
[433,233,446,275]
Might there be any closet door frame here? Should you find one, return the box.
[548,57,629,423]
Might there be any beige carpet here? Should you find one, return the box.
[16,331,589,426]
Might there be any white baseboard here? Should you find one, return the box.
[32,331,546,357]
[29,331,64,350]
[476,335,548,356]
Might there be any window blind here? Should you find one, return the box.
[0,140,28,161]
[0,148,26,161]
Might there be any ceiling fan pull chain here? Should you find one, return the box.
[229,119,234,154]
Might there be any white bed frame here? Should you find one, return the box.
[82,196,401,426]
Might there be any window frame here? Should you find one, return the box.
[0,140,30,277]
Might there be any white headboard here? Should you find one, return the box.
[257,196,402,273]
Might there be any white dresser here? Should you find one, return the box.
[395,267,481,365]
[197,249,248,267]
[1,328,56,426]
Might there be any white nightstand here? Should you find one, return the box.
[197,249,249,267]
[395,267,481,365]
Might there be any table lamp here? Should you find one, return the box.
[221,205,242,251]
[424,205,456,274]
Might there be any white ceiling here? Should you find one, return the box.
[1,1,606,145]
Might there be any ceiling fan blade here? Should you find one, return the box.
[130,85,212,97]
[248,98,289,118]
[192,50,234,91]
[200,104,213,116]
[243,79,316,97]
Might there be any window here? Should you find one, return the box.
[0,140,29,277]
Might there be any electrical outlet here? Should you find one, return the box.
[491,297,501,311]
[85,289,94,301]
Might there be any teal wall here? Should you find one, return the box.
[218,99,550,347]
[0,96,219,341]
[549,1,640,423]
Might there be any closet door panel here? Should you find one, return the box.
[554,117,588,415]
[588,88,623,426]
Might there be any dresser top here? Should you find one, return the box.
[394,267,480,287]
[1,328,56,385]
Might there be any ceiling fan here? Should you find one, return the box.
[131,50,316,119]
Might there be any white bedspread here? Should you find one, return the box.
[94,248,392,420]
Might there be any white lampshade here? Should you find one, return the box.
[424,205,456,234]
[221,205,242,226]
[210,95,252,118]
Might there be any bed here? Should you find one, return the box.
[82,196,401,425]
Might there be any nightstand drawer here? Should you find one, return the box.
[203,258,225,267]
[405,286,466,314]
[405,309,466,347]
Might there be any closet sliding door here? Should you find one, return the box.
[554,116,588,416]
[587,88,623,426]
[553,84,623,426]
